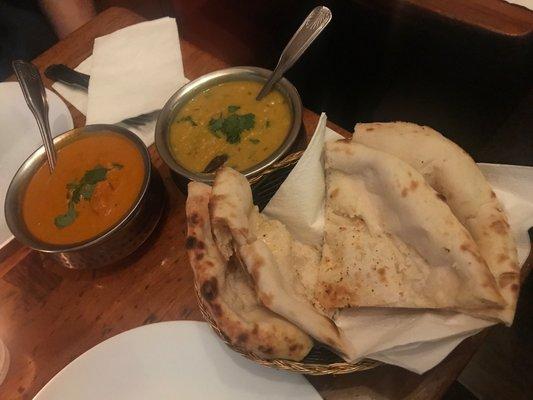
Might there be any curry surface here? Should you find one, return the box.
[169,80,292,172]
[22,132,145,245]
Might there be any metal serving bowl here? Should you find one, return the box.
[4,124,166,269]
[155,66,303,183]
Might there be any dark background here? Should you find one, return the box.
[171,0,533,166]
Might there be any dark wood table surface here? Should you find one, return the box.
[0,7,502,399]
[398,0,533,37]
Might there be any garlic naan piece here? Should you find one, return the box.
[354,122,519,325]
[186,182,312,360]
[317,141,505,315]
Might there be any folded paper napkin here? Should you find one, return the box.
[503,0,533,11]
[264,114,533,374]
[52,17,189,146]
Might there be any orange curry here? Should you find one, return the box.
[22,132,145,245]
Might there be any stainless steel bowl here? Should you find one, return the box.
[155,66,303,183]
[4,124,166,269]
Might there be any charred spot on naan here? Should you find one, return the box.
[490,219,510,235]
[401,180,420,197]
[257,345,274,355]
[329,188,340,199]
[185,236,197,249]
[187,212,201,226]
[498,272,519,288]
[377,267,387,283]
[497,253,509,263]
[236,333,249,344]
[459,242,486,265]
[200,277,219,302]
[289,344,304,353]
[319,283,354,309]
[185,236,205,250]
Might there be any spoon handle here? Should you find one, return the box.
[256,6,332,101]
[12,60,57,173]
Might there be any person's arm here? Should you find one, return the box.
[39,0,96,39]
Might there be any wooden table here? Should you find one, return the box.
[0,7,493,399]
[360,0,533,37]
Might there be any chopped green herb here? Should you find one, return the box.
[208,112,256,144]
[177,115,197,126]
[79,183,96,201]
[54,163,122,228]
[54,202,77,228]
[82,166,108,185]
[249,138,260,144]
[208,114,224,132]
[265,119,271,128]
[228,105,240,113]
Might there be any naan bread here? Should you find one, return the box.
[249,211,322,311]
[186,182,313,360]
[317,141,505,314]
[354,122,519,325]
[210,168,350,356]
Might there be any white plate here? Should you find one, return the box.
[34,321,321,400]
[0,82,73,248]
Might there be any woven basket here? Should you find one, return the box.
[194,151,382,375]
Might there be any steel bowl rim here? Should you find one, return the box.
[4,124,152,253]
[155,66,303,183]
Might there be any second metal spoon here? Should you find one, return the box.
[256,6,332,101]
[13,60,57,173]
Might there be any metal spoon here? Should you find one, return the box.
[12,60,57,173]
[256,6,332,101]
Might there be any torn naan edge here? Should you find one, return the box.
[186,182,313,361]
[354,122,519,325]
[210,168,351,356]
[317,141,505,316]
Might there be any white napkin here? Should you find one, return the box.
[264,114,533,373]
[503,0,533,11]
[52,17,189,146]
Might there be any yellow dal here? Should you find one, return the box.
[169,80,292,172]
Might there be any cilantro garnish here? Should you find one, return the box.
[54,163,123,228]
[54,202,77,229]
[249,138,260,144]
[208,114,224,133]
[177,115,197,126]
[228,105,240,113]
[208,111,255,144]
